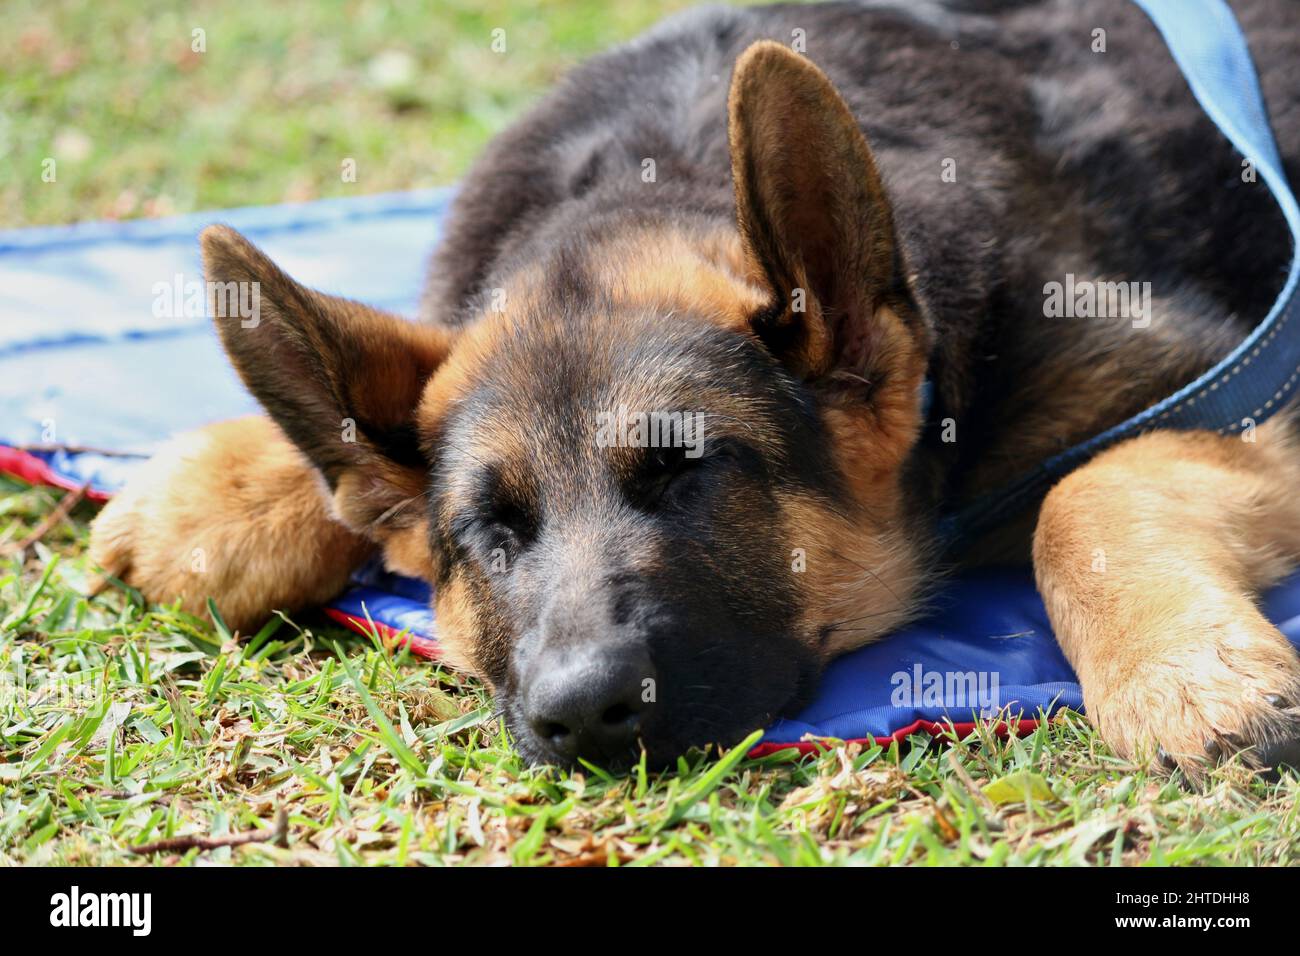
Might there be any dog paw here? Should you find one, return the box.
[89,417,372,633]
[1083,611,1300,781]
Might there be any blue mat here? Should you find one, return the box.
[6,193,1300,750]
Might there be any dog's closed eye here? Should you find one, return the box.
[450,467,538,550]
[629,438,750,510]
[481,497,536,541]
[632,444,705,508]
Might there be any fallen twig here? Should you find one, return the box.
[3,480,91,557]
[129,808,288,855]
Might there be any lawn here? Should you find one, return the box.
[3,0,1299,867]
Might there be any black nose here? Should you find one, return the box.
[522,645,656,764]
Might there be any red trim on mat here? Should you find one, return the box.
[324,607,442,661]
[0,445,112,501]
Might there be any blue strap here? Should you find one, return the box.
[939,0,1300,547]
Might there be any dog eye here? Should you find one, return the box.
[634,444,706,507]
[483,498,536,541]
[451,496,536,548]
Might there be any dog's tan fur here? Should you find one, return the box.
[789,390,931,659]
[90,416,372,633]
[1034,422,1300,774]
[587,225,772,331]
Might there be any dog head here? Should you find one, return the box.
[201,42,933,767]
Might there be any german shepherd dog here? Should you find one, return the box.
[90,0,1300,775]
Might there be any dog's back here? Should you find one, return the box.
[425,0,1300,522]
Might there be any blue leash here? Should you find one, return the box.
[939,0,1300,548]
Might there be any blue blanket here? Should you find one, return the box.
[6,192,1300,749]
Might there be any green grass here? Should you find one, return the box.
[4,1,1300,866]
[4,481,1300,866]
[2,0,702,227]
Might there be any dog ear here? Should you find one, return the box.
[200,225,452,557]
[728,41,926,391]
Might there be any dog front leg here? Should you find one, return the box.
[1032,423,1300,777]
[90,416,374,634]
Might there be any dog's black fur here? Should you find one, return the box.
[425,0,1298,539]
